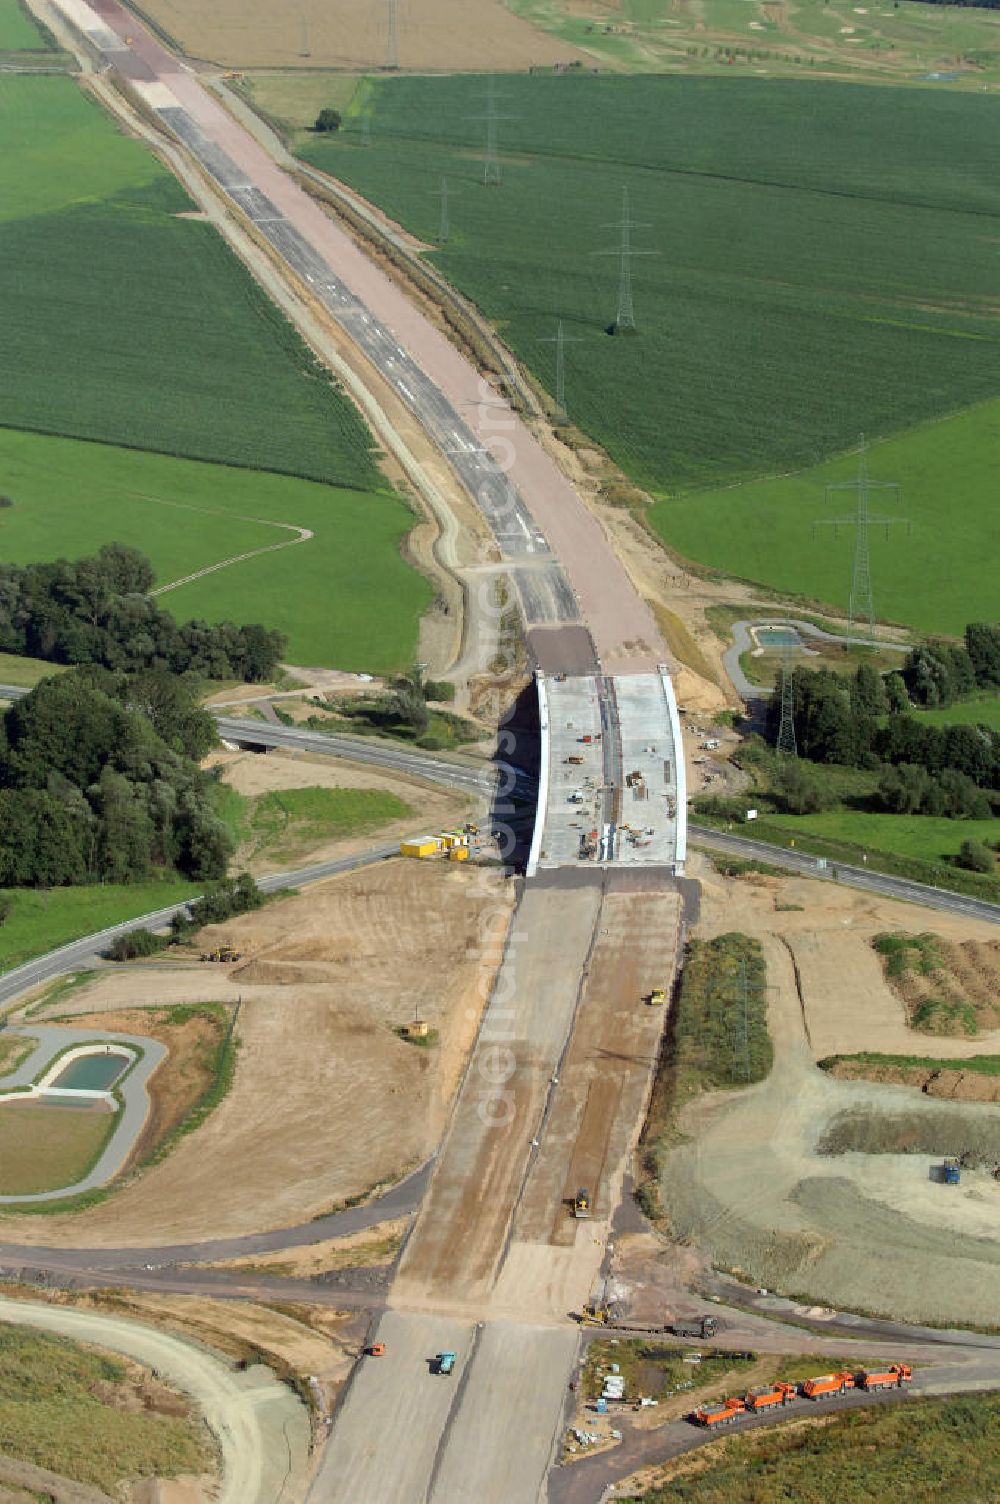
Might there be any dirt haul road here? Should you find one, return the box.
[0,1295,309,1504]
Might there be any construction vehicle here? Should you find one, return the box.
[670,1315,717,1340]
[434,1351,456,1376]
[801,1371,856,1400]
[942,1157,962,1185]
[366,1342,386,1357]
[857,1364,911,1391]
[579,1301,611,1326]
[647,988,666,1008]
[743,1381,796,1412]
[692,1397,745,1427]
[201,946,241,963]
[574,1187,592,1219]
[566,754,584,766]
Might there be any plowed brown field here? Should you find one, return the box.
[136,0,588,70]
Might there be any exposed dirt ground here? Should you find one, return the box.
[194,1219,405,1278]
[0,862,514,1246]
[207,747,475,873]
[136,0,589,70]
[653,857,1000,1326]
[827,1058,1000,1104]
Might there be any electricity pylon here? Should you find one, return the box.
[431,177,453,242]
[597,186,656,333]
[813,434,908,639]
[387,0,398,69]
[467,78,514,187]
[539,320,583,421]
[776,647,798,758]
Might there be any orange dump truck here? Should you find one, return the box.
[801,1372,856,1400]
[743,1382,797,1412]
[858,1364,912,1391]
[692,1398,746,1427]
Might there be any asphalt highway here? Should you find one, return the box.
[690,824,1000,924]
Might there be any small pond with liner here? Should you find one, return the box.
[49,1051,131,1092]
[754,624,802,649]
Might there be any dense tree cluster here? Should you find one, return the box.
[0,670,230,888]
[766,628,1000,821]
[0,545,285,682]
[903,624,1000,708]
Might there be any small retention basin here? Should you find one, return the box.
[753,625,802,649]
[49,1051,131,1092]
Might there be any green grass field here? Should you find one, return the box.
[0,0,46,50]
[216,783,412,863]
[0,1100,115,1195]
[0,879,197,975]
[759,808,998,867]
[0,1325,212,1495]
[912,693,1000,730]
[653,402,1000,634]
[624,1391,1000,1502]
[0,650,65,688]
[302,74,1000,630]
[0,429,430,669]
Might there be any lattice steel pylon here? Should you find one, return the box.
[431,176,453,243]
[814,434,908,639]
[540,320,583,421]
[387,0,399,69]
[776,647,798,758]
[597,186,656,333]
[467,78,513,187]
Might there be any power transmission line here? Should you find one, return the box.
[597,186,656,334]
[386,0,399,70]
[539,320,583,422]
[776,645,798,757]
[814,434,908,639]
[430,177,454,243]
[467,78,514,187]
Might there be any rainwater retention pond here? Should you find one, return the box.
[753,625,802,649]
[50,1051,131,1092]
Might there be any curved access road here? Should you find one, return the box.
[722,618,908,701]
[0,1295,310,1504]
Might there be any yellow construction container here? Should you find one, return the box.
[440,830,467,850]
[449,845,470,863]
[400,836,440,859]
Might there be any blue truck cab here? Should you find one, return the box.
[435,1351,457,1376]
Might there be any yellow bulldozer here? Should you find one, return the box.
[201,946,242,963]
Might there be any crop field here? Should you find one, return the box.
[0,428,431,669]
[131,0,585,70]
[654,400,1000,635]
[0,0,46,51]
[303,74,1000,631]
[0,879,197,975]
[512,0,1000,82]
[0,1100,114,1195]
[0,75,381,491]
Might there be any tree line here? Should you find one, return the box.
[765,624,1000,823]
[0,544,285,682]
[0,669,230,888]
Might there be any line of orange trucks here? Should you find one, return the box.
[691,1364,911,1427]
